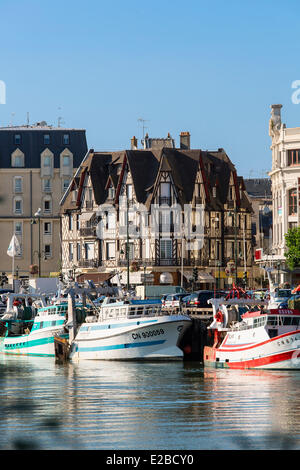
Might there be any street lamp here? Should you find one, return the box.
[31,208,42,277]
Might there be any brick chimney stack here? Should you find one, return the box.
[180,131,190,150]
[131,136,138,150]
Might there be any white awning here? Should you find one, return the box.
[79,212,94,222]
[183,271,193,281]
[198,271,215,283]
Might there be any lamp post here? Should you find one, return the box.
[31,208,42,277]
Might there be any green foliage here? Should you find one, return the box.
[284,227,300,270]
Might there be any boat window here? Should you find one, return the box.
[282,317,292,325]
[128,308,136,316]
[114,309,119,316]
[291,317,300,326]
[39,322,43,329]
[253,317,266,328]
[136,307,144,316]
[267,316,278,326]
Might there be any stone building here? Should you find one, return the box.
[268,104,300,285]
[0,122,87,281]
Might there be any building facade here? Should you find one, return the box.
[244,178,272,287]
[0,122,87,281]
[269,104,300,285]
[60,133,254,289]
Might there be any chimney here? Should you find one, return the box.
[180,131,190,150]
[131,136,138,150]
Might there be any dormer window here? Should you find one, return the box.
[14,134,21,145]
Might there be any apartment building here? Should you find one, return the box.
[269,104,300,284]
[0,122,87,280]
[60,133,253,288]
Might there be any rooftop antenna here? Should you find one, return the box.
[26,112,30,127]
[58,107,65,127]
[137,117,150,140]
[10,112,15,127]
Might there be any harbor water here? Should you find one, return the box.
[0,355,299,450]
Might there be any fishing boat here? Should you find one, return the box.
[0,295,89,357]
[203,297,300,370]
[68,297,192,361]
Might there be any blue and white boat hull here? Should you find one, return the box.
[69,315,191,361]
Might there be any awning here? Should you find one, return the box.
[76,272,114,284]
[198,271,215,283]
[183,271,193,281]
[79,212,94,222]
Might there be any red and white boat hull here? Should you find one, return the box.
[204,329,300,370]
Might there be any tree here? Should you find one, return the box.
[284,227,300,270]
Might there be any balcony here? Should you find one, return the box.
[79,227,96,237]
[159,197,172,206]
[78,259,99,268]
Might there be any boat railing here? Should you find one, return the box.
[98,304,171,322]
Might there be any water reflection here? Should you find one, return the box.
[0,356,299,450]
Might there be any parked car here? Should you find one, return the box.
[182,290,215,309]
[278,293,300,309]
[162,293,187,310]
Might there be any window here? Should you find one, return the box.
[43,198,51,214]
[43,155,51,167]
[63,179,69,192]
[108,186,115,199]
[106,242,115,260]
[84,242,94,260]
[44,245,52,259]
[14,197,23,214]
[288,149,300,166]
[160,239,172,259]
[63,134,70,145]
[68,243,74,262]
[44,222,52,235]
[68,214,73,231]
[63,155,70,166]
[44,134,50,145]
[43,179,52,192]
[76,214,80,231]
[14,177,22,193]
[15,221,22,235]
[14,134,21,145]
[288,188,297,216]
[126,184,133,200]
[76,243,81,261]
[11,153,24,167]
[160,182,171,205]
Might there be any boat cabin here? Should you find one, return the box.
[237,308,300,338]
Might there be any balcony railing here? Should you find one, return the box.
[159,197,172,206]
[79,227,96,237]
[78,259,99,268]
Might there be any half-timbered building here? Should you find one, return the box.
[60,134,253,288]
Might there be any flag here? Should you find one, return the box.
[7,234,21,257]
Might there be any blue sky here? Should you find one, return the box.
[1,0,300,178]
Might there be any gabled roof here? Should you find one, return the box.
[61,146,252,214]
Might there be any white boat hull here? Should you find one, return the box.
[69,315,191,361]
